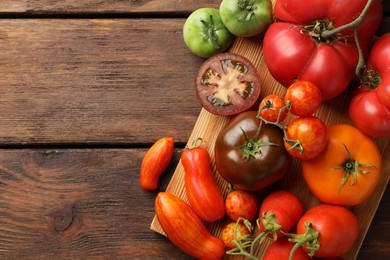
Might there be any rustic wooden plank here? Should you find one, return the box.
[0,0,220,14]
[0,19,203,145]
[0,0,388,15]
[0,149,388,259]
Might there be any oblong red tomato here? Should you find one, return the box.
[301,124,382,206]
[155,192,225,260]
[140,137,174,190]
[181,145,225,222]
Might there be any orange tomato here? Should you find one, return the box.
[140,137,174,190]
[301,124,382,206]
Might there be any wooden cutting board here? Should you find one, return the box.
[151,5,390,260]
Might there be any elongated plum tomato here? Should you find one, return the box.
[195,53,261,116]
[183,8,233,58]
[301,124,382,206]
[214,111,292,191]
[155,192,225,259]
[140,137,174,190]
[181,145,225,222]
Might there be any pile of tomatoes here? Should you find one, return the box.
[140,0,388,259]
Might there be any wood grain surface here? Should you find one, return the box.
[0,1,388,259]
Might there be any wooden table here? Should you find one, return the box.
[0,1,388,259]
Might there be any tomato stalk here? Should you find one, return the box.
[200,15,222,50]
[283,222,320,260]
[236,123,278,161]
[236,0,257,22]
[226,217,257,259]
[329,143,376,192]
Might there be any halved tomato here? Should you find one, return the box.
[195,53,261,116]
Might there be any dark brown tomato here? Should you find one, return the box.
[214,111,292,191]
[195,53,261,116]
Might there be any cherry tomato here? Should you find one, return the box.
[183,8,233,58]
[284,116,327,160]
[258,94,289,123]
[263,236,310,260]
[284,80,322,117]
[222,221,252,249]
[215,111,292,191]
[258,190,304,240]
[140,137,174,190]
[195,53,262,116]
[263,0,383,100]
[286,204,359,259]
[155,192,225,259]
[181,144,225,222]
[225,188,258,221]
[301,124,382,206]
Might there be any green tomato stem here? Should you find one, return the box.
[201,15,220,50]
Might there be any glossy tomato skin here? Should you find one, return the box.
[215,111,292,191]
[155,192,225,259]
[181,146,225,222]
[140,137,174,190]
[284,116,327,160]
[219,0,273,37]
[301,124,382,206]
[183,8,233,58]
[195,53,262,116]
[258,190,304,239]
[295,204,359,258]
[285,80,322,117]
[349,33,390,138]
[263,236,310,260]
[263,0,383,100]
[225,188,258,221]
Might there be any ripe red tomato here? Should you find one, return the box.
[155,192,225,259]
[284,81,322,117]
[221,221,252,249]
[214,111,293,191]
[258,190,304,240]
[225,188,258,221]
[181,145,225,222]
[284,116,327,160]
[349,33,390,138]
[263,237,310,260]
[195,53,262,116]
[258,94,289,123]
[140,137,174,190]
[263,0,383,100]
[301,124,382,206]
[287,204,359,259]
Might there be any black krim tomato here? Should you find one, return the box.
[195,53,261,116]
[183,8,234,58]
[214,111,292,191]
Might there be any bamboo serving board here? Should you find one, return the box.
[151,8,390,260]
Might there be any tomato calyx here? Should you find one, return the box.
[283,222,320,260]
[299,19,340,44]
[226,217,256,259]
[236,0,257,22]
[200,15,223,50]
[329,143,376,192]
[236,123,278,161]
[359,68,381,90]
[255,211,282,242]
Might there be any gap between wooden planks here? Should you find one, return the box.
[150,9,390,260]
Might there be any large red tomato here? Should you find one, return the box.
[263,0,383,100]
[349,33,390,138]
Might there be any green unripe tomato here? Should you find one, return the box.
[220,0,273,37]
[183,8,234,58]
